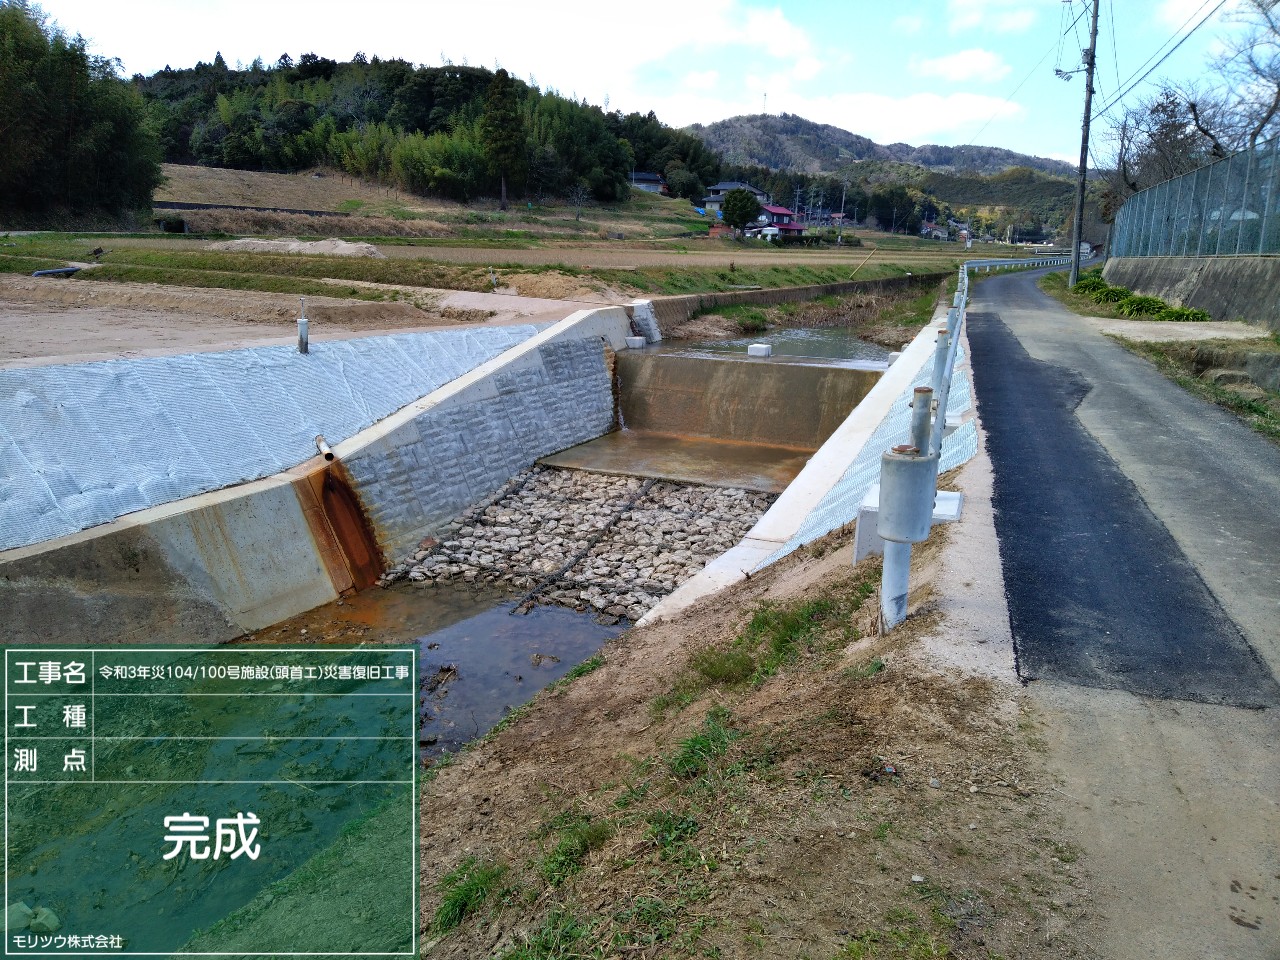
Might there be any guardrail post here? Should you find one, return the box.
[878,443,939,630]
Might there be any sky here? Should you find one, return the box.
[29,0,1247,165]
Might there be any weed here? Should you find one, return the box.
[432,856,508,933]
[846,658,886,681]
[838,906,951,958]
[498,909,597,959]
[646,810,700,849]
[668,706,740,779]
[739,598,836,682]
[872,821,895,841]
[688,645,755,685]
[614,895,681,945]
[549,654,605,692]
[539,814,614,887]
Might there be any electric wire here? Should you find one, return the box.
[1093,0,1226,119]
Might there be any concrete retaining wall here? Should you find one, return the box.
[1103,256,1280,332]
[647,272,950,332]
[0,308,633,645]
[340,309,631,560]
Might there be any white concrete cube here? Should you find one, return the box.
[747,343,772,357]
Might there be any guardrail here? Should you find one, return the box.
[876,256,1067,630]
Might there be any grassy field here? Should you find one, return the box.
[3,164,1043,299]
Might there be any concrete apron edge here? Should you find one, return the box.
[639,303,952,626]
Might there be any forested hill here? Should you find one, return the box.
[133,54,720,203]
[688,113,1075,178]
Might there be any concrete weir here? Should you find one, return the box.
[543,351,880,492]
[2,292,923,645]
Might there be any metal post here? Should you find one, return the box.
[297,297,309,354]
[910,387,933,454]
[881,541,912,630]
[930,332,951,399]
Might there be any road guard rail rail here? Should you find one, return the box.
[876,256,1069,630]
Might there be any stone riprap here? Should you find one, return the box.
[381,466,774,620]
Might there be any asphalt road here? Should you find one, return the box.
[966,268,1280,707]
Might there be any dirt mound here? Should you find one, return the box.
[208,238,386,258]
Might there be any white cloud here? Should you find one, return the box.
[913,48,1012,82]
[948,0,1037,33]
[683,70,720,92]
[893,14,926,34]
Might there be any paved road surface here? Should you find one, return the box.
[965,267,1280,960]
[967,269,1280,701]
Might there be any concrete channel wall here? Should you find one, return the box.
[0,308,633,645]
[1103,256,1280,332]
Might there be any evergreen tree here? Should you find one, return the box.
[0,1,163,222]
[479,67,524,209]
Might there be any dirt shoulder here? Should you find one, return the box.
[417,454,1094,959]
[0,276,592,366]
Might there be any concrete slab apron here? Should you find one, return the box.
[971,269,1280,679]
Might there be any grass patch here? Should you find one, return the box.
[667,706,741,779]
[497,909,597,960]
[75,263,387,300]
[548,654,605,692]
[538,813,614,887]
[838,906,952,959]
[432,856,509,933]
[1111,335,1280,443]
[0,253,73,274]
[655,568,877,715]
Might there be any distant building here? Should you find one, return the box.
[630,172,669,195]
[701,180,769,213]
[757,204,805,236]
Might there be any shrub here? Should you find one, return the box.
[1071,275,1108,293]
[1157,306,1212,322]
[1117,294,1167,317]
[1092,285,1131,303]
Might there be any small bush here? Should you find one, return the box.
[1117,294,1167,317]
[1092,285,1131,303]
[1071,275,1108,294]
[1157,305,1212,322]
[433,856,508,933]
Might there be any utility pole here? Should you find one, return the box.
[1069,0,1100,287]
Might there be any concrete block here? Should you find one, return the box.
[625,336,647,349]
[747,343,773,357]
[852,484,965,562]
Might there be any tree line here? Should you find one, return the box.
[0,1,163,223]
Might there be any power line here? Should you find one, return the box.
[1107,0,1122,101]
[967,3,1090,144]
[1092,0,1226,119]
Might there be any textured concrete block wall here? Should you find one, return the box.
[343,337,616,559]
[1103,257,1280,332]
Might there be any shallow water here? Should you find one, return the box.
[417,599,628,755]
[671,326,892,366]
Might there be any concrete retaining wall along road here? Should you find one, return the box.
[1103,257,1280,332]
[0,308,634,645]
[646,273,950,332]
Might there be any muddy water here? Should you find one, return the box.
[248,582,626,758]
